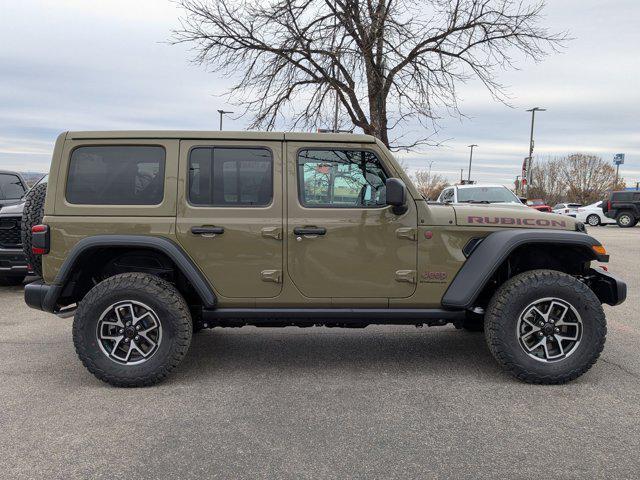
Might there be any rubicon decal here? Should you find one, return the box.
[467,216,566,228]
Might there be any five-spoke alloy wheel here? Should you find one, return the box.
[485,269,606,384]
[97,301,162,365]
[516,298,582,363]
[73,273,192,387]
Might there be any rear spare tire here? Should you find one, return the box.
[21,182,47,277]
[485,269,606,384]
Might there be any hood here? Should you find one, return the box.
[453,204,578,231]
[0,201,25,215]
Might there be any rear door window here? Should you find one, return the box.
[0,173,26,200]
[66,146,165,205]
[188,147,273,206]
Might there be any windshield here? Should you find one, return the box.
[0,173,26,200]
[457,186,520,204]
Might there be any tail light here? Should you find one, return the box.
[607,200,611,211]
[31,224,49,255]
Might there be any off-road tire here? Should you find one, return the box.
[485,269,606,384]
[0,275,25,286]
[73,273,192,387]
[586,214,600,227]
[21,182,47,277]
[616,211,635,228]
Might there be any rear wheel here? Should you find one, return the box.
[0,275,25,286]
[616,211,635,228]
[21,182,47,277]
[73,273,192,387]
[485,270,606,384]
[586,214,600,226]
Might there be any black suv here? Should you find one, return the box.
[0,171,30,285]
[603,190,640,228]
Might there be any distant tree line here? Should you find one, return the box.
[527,153,624,206]
[411,152,624,204]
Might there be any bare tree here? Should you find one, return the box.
[560,153,622,205]
[529,154,623,206]
[173,0,565,148]
[529,156,565,206]
[413,168,449,199]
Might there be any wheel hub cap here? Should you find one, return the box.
[517,297,582,363]
[96,301,162,365]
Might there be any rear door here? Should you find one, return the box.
[176,140,283,299]
[286,142,417,300]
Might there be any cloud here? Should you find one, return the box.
[0,0,638,187]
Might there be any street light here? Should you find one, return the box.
[525,107,546,196]
[467,144,478,182]
[217,109,234,131]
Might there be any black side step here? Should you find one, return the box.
[201,308,465,328]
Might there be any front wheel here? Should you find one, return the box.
[73,273,192,387]
[485,270,606,384]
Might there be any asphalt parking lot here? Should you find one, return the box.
[1,226,638,479]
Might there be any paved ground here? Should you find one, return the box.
[1,226,639,479]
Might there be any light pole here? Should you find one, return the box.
[467,144,478,182]
[217,109,234,131]
[526,107,546,196]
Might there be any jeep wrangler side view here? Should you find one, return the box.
[24,131,626,387]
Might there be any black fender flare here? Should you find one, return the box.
[441,229,607,310]
[49,235,216,309]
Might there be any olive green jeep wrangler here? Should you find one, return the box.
[24,131,626,387]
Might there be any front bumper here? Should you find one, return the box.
[24,279,62,312]
[588,268,627,306]
[0,248,29,277]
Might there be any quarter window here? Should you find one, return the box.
[66,146,165,205]
[188,147,273,206]
[297,149,388,207]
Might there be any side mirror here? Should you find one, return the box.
[385,178,408,214]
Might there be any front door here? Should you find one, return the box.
[286,143,417,299]
[176,140,283,299]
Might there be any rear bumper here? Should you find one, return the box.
[24,279,61,312]
[589,268,627,306]
[0,248,29,277]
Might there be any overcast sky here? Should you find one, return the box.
[1,0,638,187]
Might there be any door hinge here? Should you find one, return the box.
[395,270,416,284]
[261,226,282,240]
[396,227,417,241]
[260,269,282,283]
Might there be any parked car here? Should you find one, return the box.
[526,199,552,213]
[0,170,28,209]
[552,203,582,217]
[602,190,640,228]
[437,184,524,206]
[576,201,616,227]
[0,174,47,286]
